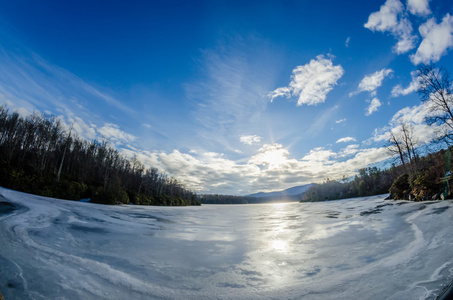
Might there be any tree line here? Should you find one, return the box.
[301,167,395,202]
[0,107,200,206]
[198,194,249,204]
[302,64,453,202]
[197,193,300,204]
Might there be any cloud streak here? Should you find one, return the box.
[240,135,262,145]
[0,45,138,143]
[336,137,357,143]
[98,123,136,146]
[366,98,382,116]
[391,71,419,97]
[185,36,276,154]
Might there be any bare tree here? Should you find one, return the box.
[387,123,418,170]
[417,64,453,143]
[401,123,418,167]
[388,130,406,167]
[57,124,72,182]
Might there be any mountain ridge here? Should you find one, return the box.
[246,184,312,199]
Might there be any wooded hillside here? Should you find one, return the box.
[0,106,200,206]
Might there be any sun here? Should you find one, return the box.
[263,150,287,169]
[250,144,290,170]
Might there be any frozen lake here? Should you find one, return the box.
[0,187,452,300]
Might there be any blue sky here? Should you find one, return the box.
[1,0,453,195]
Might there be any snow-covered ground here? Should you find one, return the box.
[0,187,452,300]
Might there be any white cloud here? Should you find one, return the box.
[336,137,357,143]
[410,14,453,65]
[239,135,262,145]
[390,100,438,124]
[365,0,403,32]
[352,69,394,96]
[121,147,262,195]
[269,55,344,106]
[345,37,351,47]
[336,118,347,124]
[338,144,360,157]
[364,0,418,54]
[269,87,291,100]
[302,147,335,163]
[68,116,97,140]
[370,127,392,143]
[366,98,382,116]
[407,0,431,16]
[389,102,444,143]
[393,18,419,54]
[249,143,291,170]
[121,141,395,195]
[370,99,444,147]
[98,123,136,145]
[391,70,419,97]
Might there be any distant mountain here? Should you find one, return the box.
[247,184,313,199]
[199,184,314,205]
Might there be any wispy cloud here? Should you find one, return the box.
[65,116,97,140]
[336,118,347,124]
[370,100,443,147]
[338,144,360,157]
[0,45,137,143]
[307,105,340,138]
[366,98,382,116]
[269,55,344,106]
[336,137,357,143]
[345,37,351,47]
[351,68,393,97]
[364,0,418,54]
[98,123,136,146]
[239,135,262,145]
[391,70,419,97]
[410,13,453,65]
[185,35,276,153]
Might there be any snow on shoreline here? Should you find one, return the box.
[0,187,452,300]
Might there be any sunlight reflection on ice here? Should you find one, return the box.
[271,239,288,252]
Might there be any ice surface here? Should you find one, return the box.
[0,187,452,300]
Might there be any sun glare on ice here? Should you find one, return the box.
[271,239,289,252]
